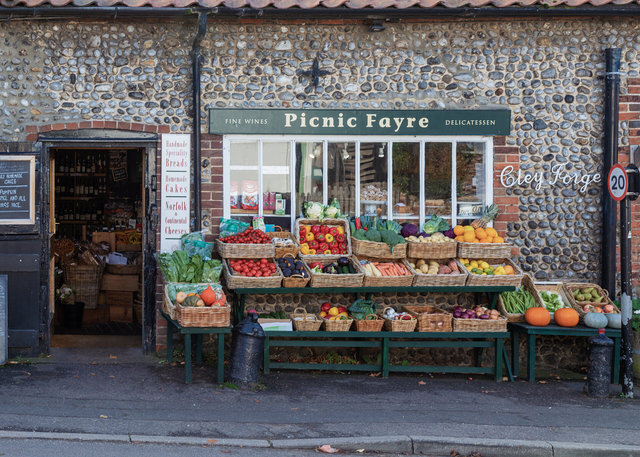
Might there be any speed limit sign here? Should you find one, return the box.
[608,164,628,201]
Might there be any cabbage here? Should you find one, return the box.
[324,198,341,218]
[304,201,324,219]
[423,215,450,234]
[401,223,418,238]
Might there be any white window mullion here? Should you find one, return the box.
[290,140,296,227]
[355,140,360,217]
[419,141,425,228]
[258,140,263,217]
[223,138,230,219]
[451,141,457,227]
[387,141,392,220]
[322,140,328,206]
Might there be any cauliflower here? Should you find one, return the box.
[304,201,324,219]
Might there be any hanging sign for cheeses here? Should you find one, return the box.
[161,134,191,252]
[0,155,35,225]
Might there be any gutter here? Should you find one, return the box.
[2,5,640,20]
[191,11,207,232]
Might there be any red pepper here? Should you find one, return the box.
[329,227,338,237]
[338,242,347,250]
[315,233,325,242]
[329,240,338,248]
[331,248,340,254]
[311,225,321,235]
[299,227,307,237]
[319,242,329,252]
[336,233,345,243]
[355,218,361,230]
[320,225,330,234]
[308,240,319,250]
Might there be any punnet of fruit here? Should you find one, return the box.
[219,227,272,244]
[459,258,515,276]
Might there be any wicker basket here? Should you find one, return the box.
[351,237,407,259]
[277,254,311,288]
[216,239,275,259]
[269,226,300,258]
[106,264,140,275]
[291,307,322,331]
[162,283,227,321]
[321,316,353,331]
[407,240,457,259]
[402,305,452,332]
[65,264,104,309]
[175,303,231,327]
[534,281,573,321]
[407,258,468,287]
[353,314,384,332]
[452,315,508,332]
[464,258,523,287]
[295,218,352,260]
[354,255,414,287]
[306,256,364,288]
[381,307,417,332]
[496,273,544,322]
[562,283,619,318]
[457,242,513,259]
[222,259,283,289]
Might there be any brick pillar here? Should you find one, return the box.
[492,136,520,252]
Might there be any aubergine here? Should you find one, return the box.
[337,257,350,267]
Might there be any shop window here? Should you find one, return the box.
[224,136,493,229]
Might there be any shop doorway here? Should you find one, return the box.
[43,135,158,353]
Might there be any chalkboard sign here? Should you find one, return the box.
[0,156,35,225]
[109,150,128,182]
[0,274,7,365]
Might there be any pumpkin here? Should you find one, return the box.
[183,294,201,307]
[584,312,608,329]
[175,291,187,304]
[525,307,551,327]
[554,308,579,327]
[200,286,218,306]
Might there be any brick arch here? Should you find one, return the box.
[25,121,172,142]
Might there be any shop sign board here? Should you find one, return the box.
[607,164,628,201]
[209,109,511,136]
[500,164,601,194]
[0,274,6,365]
[161,134,191,252]
[0,156,35,225]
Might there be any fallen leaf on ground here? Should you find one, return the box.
[369,372,381,377]
[481,390,489,394]
[91,361,97,365]
[221,451,230,454]
[90,373,96,376]
[21,371,31,376]
[355,449,365,453]
[538,380,547,384]
[207,439,218,444]
[99,415,108,419]
[253,398,260,403]
[109,355,117,360]
[418,381,426,385]
[291,407,298,410]
[317,444,339,454]
[108,375,115,379]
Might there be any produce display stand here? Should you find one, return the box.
[230,285,516,323]
[262,330,512,382]
[160,310,231,384]
[509,322,621,384]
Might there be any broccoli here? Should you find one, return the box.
[354,228,367,240]
[365,229,382,242]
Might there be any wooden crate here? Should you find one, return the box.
[92,232,116,252]
[105,291,134,306]
[109,304,133,323]
[101,273,139,292]
[82,305,109,325]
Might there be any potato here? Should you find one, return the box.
[420,265,430,274]
[416,259,426,267]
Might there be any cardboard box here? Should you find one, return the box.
[101,274,139,292]
[109,305,133,323]
[105,291,134,306]
[92,232,116,252]
[82,305,110,325]
[258,318,293,332]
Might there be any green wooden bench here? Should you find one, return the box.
[263,330,512,381]
[160,310,231,384]
[509,322,622,384]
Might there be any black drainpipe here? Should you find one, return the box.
[602,48,621,298]
[191,12,207,231]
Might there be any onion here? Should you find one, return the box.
[479,314,490,319]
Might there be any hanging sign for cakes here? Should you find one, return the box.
[161,134,191,252]
[500,164,601,193]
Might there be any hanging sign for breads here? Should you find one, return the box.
[109,150,128,182]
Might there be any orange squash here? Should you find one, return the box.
[525,307,551,327]
[200,286,217,306]
[554,307,579,327]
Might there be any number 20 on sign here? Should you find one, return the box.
[608,164,628,202]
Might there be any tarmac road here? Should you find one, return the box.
[0,347,639,457]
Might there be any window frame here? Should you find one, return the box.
[223,135,494,229]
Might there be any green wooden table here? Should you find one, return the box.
[160,310,231,384]
[232,286,515,323]
[263,330,513,382]
[509,322,622,384]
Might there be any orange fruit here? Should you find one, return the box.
[486,236,494,243]
[455,235,465,242]
[464,225,474,232]
[493,236,505,243]
[479,238,492,243]
[504,265,514,275]
[486,227,498,238]
[463,231,476,243]
[453,225,465,236]
[475,228,487,240]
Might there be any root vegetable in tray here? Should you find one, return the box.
[360,260,411,277]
